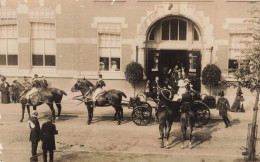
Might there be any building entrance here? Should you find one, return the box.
[147,50,201,92]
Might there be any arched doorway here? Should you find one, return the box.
[146,16,202,91]
[135,3,215,93]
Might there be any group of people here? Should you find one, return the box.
[146,65,193,102]
[28,111,58,162]
[0,74,48,104]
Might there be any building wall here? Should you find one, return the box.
[0,0,258,95]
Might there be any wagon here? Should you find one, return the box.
[128,90,210,127]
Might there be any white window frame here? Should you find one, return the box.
[30,22,56,67]
[161,18,188,41]
[228,32,252,76]
[98,32,122,72]
[0,24,18,67]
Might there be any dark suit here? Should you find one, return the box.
[29,116,40,157]
[0,82,10,104]
[96,80,106,89]
[40,80,48,89]
[41,121,58,162]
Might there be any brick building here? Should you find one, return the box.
[0,0,258,94]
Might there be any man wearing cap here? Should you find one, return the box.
[0,76,10,104]
[91,74,106,107]
[25,74,41,105]
[28,110,40,161]
[41,116,58,162]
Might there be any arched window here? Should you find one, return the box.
[193,26,199,41]
[148,27,155,40]
[161,18,187,41]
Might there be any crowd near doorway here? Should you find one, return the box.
[147,50,201,92]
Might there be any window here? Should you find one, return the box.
[228,33,252,74]
[0,24,18,66]
[99,33,121,71]
[194,27,199,41]
[31,22,56,66]
[162,19,187,41]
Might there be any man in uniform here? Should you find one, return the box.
[26,74,41,105]
[40,76,48,90]
[91,74,106,107]
[28,111,40,161]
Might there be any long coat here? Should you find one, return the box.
[41,121,58,151]
[217,97,230,116]
[29,116,41,143]
[231,87,244,112]
[0,82,10,104]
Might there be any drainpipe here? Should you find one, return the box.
[136,46,138,62]
[210,46,213,64]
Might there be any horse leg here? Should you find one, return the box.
[117,106,121,125]
[27,105,31,120]
[113,109,118,121]
[86,102,93,125]
[20,104,25,122]
[120,107,124,119]
[47,104,56,122]
[189,114,195,149]
[180,114,186,149]
[165,121,172,149]
[159,123,165,148]
[55,103,62,120]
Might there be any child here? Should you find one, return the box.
[217,90,231,128]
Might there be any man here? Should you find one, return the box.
[28,111,40,161]
[91,74,106,107]
[22,76,32,90]
[41,116,58,162]
[40,76,48,90]
[151,76,160,100]
[11,80,20,103]
[25,74,41,105]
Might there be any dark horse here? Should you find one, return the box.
[9,83,67,122]
[157,87,177,149]
[180,97,195,149]
[71,79,127,125]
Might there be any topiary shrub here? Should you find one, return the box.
[202,64,221,95]
[125,61,144,96]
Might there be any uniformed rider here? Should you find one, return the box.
[92,74,106,107]
[26,74,41,105]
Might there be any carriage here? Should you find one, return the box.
[127,90,211,127]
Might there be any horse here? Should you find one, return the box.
[71,79,127,125]
[9,83,67,122]
[180,91,196,149]
[157,87,177,149]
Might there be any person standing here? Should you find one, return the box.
[231,86,245,112]
[41,116,58,162]
[0,76,10,104]
[28,111,40,161]
[216,90,231,128]
[11,80,20,103]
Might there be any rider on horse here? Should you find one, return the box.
[92,74,106,107]
[25,74,41,105]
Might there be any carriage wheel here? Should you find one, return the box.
[194,101,210,128]
[131,106,152,126]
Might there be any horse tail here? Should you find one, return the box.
[120,91,127,98]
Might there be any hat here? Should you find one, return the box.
[32,110,38,117]
[100,62,104,65]
[218,90,224,97]
[34,74,38,78]
[178,79,186,87]
[99,74,102,77]
[111,61,116,65]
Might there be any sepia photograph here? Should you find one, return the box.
[0,0,260,161]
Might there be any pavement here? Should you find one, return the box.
[0,93,260,162]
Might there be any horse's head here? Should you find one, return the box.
[71,79,91,93]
